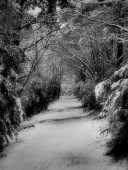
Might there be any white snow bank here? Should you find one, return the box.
[14,97,25,123]
[100,89,121,118]
[94,80,111,103]
[112,63,128,81]
[95,63,128,118]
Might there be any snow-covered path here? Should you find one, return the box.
[0,96,127,170]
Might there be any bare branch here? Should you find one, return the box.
[57,39,94,77]
[72,13,128,33]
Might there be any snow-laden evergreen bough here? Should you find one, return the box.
[95,63,128,156]
[95,63,128,118]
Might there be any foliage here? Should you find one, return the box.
[24,75,61,117]
[87,34,117,80]
[80,2,98,15]
[94,63,128,156]
[1,0,128,159]
[0,79,22,150]
[106,109,128,157]
[74,81,101,110]
[0,43,25,150]
[0,0,62,150]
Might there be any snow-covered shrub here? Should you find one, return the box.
[24,81,48,117]
[107,109,128,156]
[0,119,7,151]
[95,80,111,103]
[24,76,61,117]
[0,88,23,150]
[74,81,101,110]
[94,63,128,118]
[0,45,25,150]
[73,81,86,99]
[81,82,101,110]
[95,62,128,156]
[13,97,25,123]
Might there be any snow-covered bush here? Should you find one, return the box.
[0,45,25,150]
[0,89,23,150]
[95,80,111,103]
[95,63,128,118]
[24,76,61,117]
[74,81,101,110]
[95,63,128,156]
[107,109,128,156]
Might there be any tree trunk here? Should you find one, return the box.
[116,0,124,68]
[117,40,123,68]
[14,0,26,46]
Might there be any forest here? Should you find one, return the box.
[1,0,128,168]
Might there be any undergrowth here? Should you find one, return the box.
[74,81,101,110]
[106,109,128,157]
[24,76,61,117]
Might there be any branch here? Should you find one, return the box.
[22,35,53,90]
[20,19,58,30]
[7,0,22,15]
[73,54,94,77]
[105,23,128,32]
[24,28,60,51]
[74,13,128,33]
[57,40,94,77]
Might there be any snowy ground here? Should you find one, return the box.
[0,96,128,170]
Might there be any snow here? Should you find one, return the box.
[100,89,121,118]
[95,63,128,118]
[94,80,111,102]
[111,80,120,91]
[14,97,25,123]
[121,79,128,87]
[0,97,127,170]
[113,63,128,80]
[27,7,41,18]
